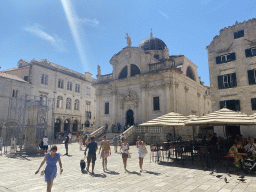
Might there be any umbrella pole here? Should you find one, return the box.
[173,126,176,141]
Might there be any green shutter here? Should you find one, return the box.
[218,76,223,89]
[232,73,237,87]
[219,101,225,109]
[245,49,252,57]
[216,56,221,64]
[248,70,255,85]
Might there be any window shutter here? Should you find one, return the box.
[219,101,225,109]
[235,100,240,111]
[218,76,223,89]
[216,56,221,64]
[231,52,236,61]
[245,49,252,57]
[248,70,255,85]
[232,73,237,87]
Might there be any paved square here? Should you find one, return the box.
[0,143,255,192]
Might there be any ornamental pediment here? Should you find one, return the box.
[119,89,139,101]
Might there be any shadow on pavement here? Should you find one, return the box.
[126,170,141,175]
[92,173,107,178]
[105,170,120,175]
[144,170,161,175]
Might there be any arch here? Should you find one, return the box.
[54,118,61,138]
[186,66,196,81]
[130,64,141,77]
[118,66,128,79]
[126,109,134,126]
[64,119,70,133]
[72,120,78,132]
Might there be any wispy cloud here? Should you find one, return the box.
[159,11,169,19]
[78,17,99,26]
[24,24,66,52]
[61,0,91,71]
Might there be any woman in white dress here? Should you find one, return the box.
[120,139,129,172]
[136,136,147,172]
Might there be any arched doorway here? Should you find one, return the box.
[72,120,78,132]
[54,119,61,138]
[64,119,70,133]
[126,110,134,126]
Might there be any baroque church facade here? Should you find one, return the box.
[94,33,211,139]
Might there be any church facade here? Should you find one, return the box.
[94,33,211,140]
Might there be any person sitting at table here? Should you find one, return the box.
[201,136,208,146]
[211,133,221,145]
[228,141,245,168]
[244,138,256,156]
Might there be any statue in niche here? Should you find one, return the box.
[125,33,132,47]
[97,65,101,76]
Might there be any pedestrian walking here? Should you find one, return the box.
[78,134,83,151]
[64,134,69,155]
[120,139,129,172]
[136,136,147,172]
[35,145,63,192]
[99,135,111,171]
[42,136,49,155]
[84,137,98,174]
[68,132,72,144]
[112,135,119,153]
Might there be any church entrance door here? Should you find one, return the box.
[126,110,134,126]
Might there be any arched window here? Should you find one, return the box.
[66,98,72,109]
[57,96,63,108]
[74,99,80,110]
[131,64,140,77]
[118,66,127,79]
[186,66,196,81]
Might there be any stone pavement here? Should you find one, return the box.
[0,142,255,192]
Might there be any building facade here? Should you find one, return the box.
[3,59,96,137]
[94,33,211,141]
[207,18,256,138]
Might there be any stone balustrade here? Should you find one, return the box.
[89,126,105,139]
[98,73,113,82]
[149,63,167,71]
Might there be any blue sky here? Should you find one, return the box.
[1,0,256,86]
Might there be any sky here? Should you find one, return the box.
[1,0,256,86]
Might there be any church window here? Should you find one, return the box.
[24,76,28,81]
[220,100,240,111]
[154,54,159,60]
[248,69,256,85]
[12,89,18,97]
[216,53,236,64]
[234,30,244,39]
[67,81,72,91]
[130,64,140,77]
[41,74,48,85]
[218,73,237,89]
[66,98,72,109]
[58,79,64,88]
[153,96,160,111]
[75,84,80,93]
[245,47,256,57]
[57,96,63,108]
[105,102,109,114]
[74,99,80,110]
[119,66,127,79]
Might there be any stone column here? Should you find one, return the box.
[112,90,117,125]
[141,87,147,122]
[165,83,171,113]
[127,64,131,78]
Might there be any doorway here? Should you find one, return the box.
[64,119,70,133]
[72,120,78,132]
[126,109,134,126]
[54,119,61,138]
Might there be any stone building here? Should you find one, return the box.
[3,59,96,137]
[207,18,256,138]
[94,33,211,141]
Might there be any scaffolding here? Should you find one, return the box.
[1,94,55,155]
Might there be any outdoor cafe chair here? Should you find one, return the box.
[150,144,161,163]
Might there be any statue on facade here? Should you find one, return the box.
[125,33,132,47]
[97,65,101,76]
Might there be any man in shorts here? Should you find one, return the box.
[85,137,98,174]
[42,136,49,155]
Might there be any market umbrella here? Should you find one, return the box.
[184,108,254,138]
[139,112,188,140]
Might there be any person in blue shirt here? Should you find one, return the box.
[85,137,98,174]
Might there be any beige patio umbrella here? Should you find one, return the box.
[184,108,253,126]
[139,112,188,140]
[185,108,254,138]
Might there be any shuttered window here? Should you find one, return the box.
[105,102,109,114]
[234,30,244,39]
[251,98,256,110]
[248,69,256,85]
[215,53,236,64]
[153,97,160,111]
[217,73,237,89]
[245,48,256,57]
[220,100,240,111]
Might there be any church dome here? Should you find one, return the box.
[138,37,167,51]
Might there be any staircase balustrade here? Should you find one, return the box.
[90,126,105,139]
